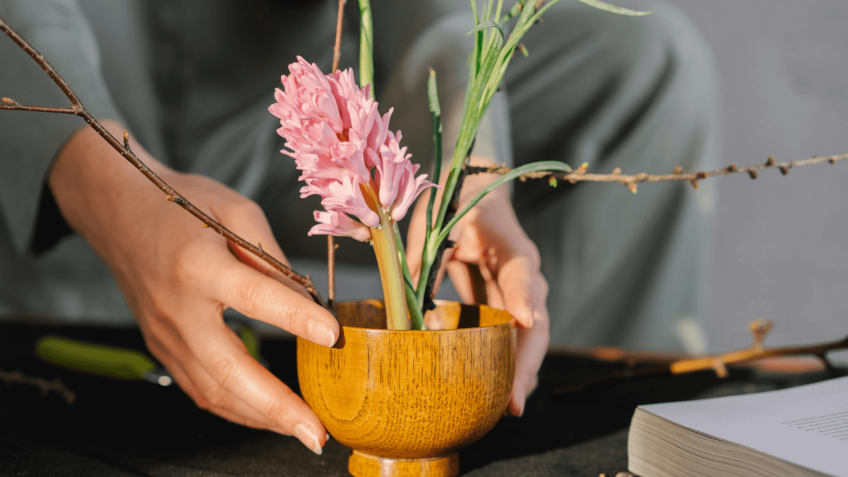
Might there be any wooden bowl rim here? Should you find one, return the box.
[333,299,515,335]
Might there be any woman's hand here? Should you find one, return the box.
[50,121,336,454]
[406,158,550,417]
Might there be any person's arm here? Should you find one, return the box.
[0,0,127,255]
[51,120,336,453]
[2,1,336,451]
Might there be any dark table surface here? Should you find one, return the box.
[0,323,840,477]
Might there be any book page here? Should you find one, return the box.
[641,376,848,477]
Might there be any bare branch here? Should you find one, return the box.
[1,368,76,404]
[325,0,348,311]
[670,319,847,375]
[1,97,77,115]
[467,153,848,193]
[0,15,326,308]
[332,0,347,74]
[553,319,848,394]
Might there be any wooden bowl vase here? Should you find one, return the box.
[297,300,516,477]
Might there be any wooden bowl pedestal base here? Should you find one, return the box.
[348,451,460,477]
[298,300,516,477]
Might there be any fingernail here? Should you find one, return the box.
[294,423,323,455]
[308,319,337,347]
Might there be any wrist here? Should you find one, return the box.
[48,121,172,246]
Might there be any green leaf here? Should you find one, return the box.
[466,20,505,42]
[577,0,651,16]
[436,161,573,244]
[393,224,426,330]
[425,68,443,245]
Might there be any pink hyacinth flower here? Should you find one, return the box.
[270,57,437,242]
[308,211,371,242]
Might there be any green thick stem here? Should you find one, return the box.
[370,212,410,330]
[358,0,374,98]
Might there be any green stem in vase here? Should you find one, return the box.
[370,212,411,330]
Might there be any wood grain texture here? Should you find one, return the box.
[297,300,515,477]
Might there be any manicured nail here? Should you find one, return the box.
[294,423,323,455]
[308,319,337,347]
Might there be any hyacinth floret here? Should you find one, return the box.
[270,57,436,241]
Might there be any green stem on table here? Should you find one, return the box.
[358,0,374,98]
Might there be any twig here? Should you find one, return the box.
[553,319,848,394]
[332,0,347,73]
[1,368,76,404]
[0,15,326,308]
[466,153,848,193]
[1,97,76,114]
[669,321,848,376]
[325,0,347,311]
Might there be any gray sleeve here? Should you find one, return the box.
[0,0,126,256]
[373,3,513,176]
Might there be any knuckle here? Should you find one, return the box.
[204,386,231,410]
[264,397,293,426]
[208,354,240,391]
[233,277,269,317]
[193,394,214,412]
[278,300,309,330]
[172,243,202,283]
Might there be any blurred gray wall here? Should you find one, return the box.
[624,0,848,356]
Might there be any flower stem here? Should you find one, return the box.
[370,212,410,330]
[360,183,410,330]
[358,0,374,98]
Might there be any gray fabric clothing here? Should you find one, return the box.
[0,1,717,350]
[504,3,718,350]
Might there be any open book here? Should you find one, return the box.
[628,376,848,477]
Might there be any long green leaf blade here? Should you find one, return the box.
[436,161,572,243]
[577,0,651,16]
[466,20,505,42]
[426,68,443,237]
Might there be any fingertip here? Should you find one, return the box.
[508,385,526,417]
[511,303,534,329]
[294,422,324,455]
[307,317,338,348]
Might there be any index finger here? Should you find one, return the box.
[187,243,338,347]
